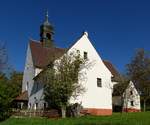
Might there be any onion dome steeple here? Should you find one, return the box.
[40,11,54,47]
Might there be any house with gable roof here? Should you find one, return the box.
[113,81,141,112]
[102,60,141,112]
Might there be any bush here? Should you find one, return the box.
[0,74,13,121]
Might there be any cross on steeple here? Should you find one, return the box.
[40,10,54,47]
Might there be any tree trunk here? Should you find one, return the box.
[61,106,66,118]
[143,99,146,112]
[121,96,124,113]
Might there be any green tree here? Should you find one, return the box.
[0,44,11,121]
[126,48,150,111]
[0,73,12,121]
[9,71,23,97]
[43,52,87,118]
[0,44,22,121]
[0,72,23,121]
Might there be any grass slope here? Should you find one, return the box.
[0,112,150,125]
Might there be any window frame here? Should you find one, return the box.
[84,51,88,60]
[131,101,134,106]
[97,78,102,87]
[130,90,133,95]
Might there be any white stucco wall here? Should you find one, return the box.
[22,43,45,109]
[22,44,35,96]
[28,80,45,110]
[68,32,113,109]
[123,81,141,110]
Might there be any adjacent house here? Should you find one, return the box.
[113,81,141,112]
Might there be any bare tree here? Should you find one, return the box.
[0,43,8,72]
[126,48,150,112]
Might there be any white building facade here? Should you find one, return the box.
[122,81,141,112]
[19,14,115,115]
[68,32,113,115]
[112,81,141,112]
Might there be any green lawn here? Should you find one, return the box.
[0,112,150,125]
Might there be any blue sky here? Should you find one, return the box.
[0,0,150,73]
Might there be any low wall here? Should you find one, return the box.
[12,109,60,118]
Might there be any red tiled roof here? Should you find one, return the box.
[30,40,66,68]
[15,91,28,101]
[103,60,120,78]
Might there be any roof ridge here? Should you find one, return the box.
[29,39,66,50]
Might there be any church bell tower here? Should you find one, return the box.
[40,11,54,47]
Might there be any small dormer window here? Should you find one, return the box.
[97,78,102,87]
[84,52,88,59]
